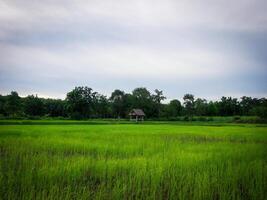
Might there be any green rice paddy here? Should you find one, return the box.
[0,123,267,199]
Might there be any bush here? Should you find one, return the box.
[233,116,241,122]
[197,117,207,121]
[250,107,267,119]
[183,116,189,121]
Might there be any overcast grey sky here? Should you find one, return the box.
[0,0,267,100]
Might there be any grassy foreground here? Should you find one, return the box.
[0,123,267,199]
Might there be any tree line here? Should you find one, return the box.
[0,86,266,119]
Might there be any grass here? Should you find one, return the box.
[0,122,267,199]
[0,116,265,125]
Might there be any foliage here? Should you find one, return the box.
[4,91,22,116]
[66,87,97,119]
[165,99,182,117]
[44,99,67,117]
[24,95,45,116]
[0,88,267,119]
[110,89,126,118]
[93,94,111,118]
[132,87,154,117]
[183,94,195,116]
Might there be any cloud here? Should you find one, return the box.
[1,41,259,80]
[1,0,266,34]
[0,0,267,99]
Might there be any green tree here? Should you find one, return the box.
[0,95,7,116]
[110,89,126,118]
[240,96,254,115]
[249,98,267,118]
[94,94,111,118]
[166,99,182,117]
[132,87,154,117]
[194,98,208,116]
[206,101,218,116]
[183,94,195,116]
[24,95,45,116]
[152,89,166,117]
[4,91,22,116]
[218,97,240,116]
[66,87,96,119]
[44,99,67,117]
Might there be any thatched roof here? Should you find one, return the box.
[129,109,145,116]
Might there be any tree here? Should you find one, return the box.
[66,87,96,119]
[24,95,45,116]
[250,106,267,119]
[110,90,126,118]
[132,88,151,100]
[0,95,7,116]
[132,87,154,117]
[44,99,67,117]
[194,98,208,116]
[152,89,166,104]
[218,97,240,116]
[206,101,218,116]
[1,88,267,120]
[152,89,166,117]
[249,98,267,118]
[94,94,111,118]
[183,94,195,116]
[4,91,22,116]
[166,99,182,117]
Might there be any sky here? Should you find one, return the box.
[0,0,267,101]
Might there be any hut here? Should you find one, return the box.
[129,109,145,121]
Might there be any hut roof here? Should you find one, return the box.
[129,109,145,116]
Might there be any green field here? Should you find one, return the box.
[0,123,267,199]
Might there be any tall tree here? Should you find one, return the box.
[4,91,22,116]
[166,99,182,117]
[152,89,166,117]
[44,99,67,117]
[66,87,96,119]
[206,101,218,116]
[132,87,154,117]
[183,94,195,116]
[218,97,240,116]
[0,95,7,116]
[240,96,253,115]
[194,98,208,116]
[249,98,267,118]
[94,94,111,118]
[24,95,45,116]
[110,89,126,118]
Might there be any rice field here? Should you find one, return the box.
[0,123,267,199]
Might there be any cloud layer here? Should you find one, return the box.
[0,0,267,100]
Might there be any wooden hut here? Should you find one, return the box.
[129,109,145,121]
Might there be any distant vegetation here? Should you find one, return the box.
[0,86,267,121]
